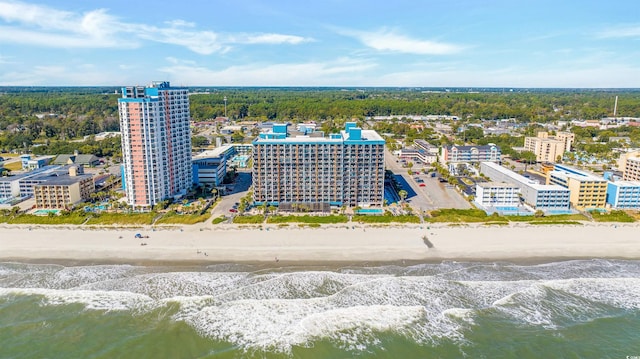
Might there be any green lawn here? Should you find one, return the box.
[211,216,227,224]
[4,212,89,225]
[155,211,211,225]
[528,221,583,225]
[591,210,636,223]
[3,161,23,171]
[426,208,506,223]
[507,214,588,223]
[232,215,265,224]
[85,212,158,225]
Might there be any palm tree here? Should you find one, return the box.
[267,205,277,216]
[398,189,408,202]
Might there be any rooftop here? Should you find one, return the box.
[254,122,384,144]
[481,162,567,191]
[551,164,607,182]
[193,146,234,159]
[477,182,520,189]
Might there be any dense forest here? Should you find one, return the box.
[188,89,640,122]
[1,87,640,154]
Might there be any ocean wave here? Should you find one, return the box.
[0,263,141,290]
[491,277,640,328]
[185,298,434,353]
[0,287,156,312]
[2,260,640,353]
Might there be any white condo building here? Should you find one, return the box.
[118,82,192,209]
[480,162,570,211]
[475,182,520,207]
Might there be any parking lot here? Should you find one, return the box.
[384,148,471,212]
[210,171,252,220]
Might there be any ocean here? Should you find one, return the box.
[1,259,639,358]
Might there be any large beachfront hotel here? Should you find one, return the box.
[118,82,192,209]
[252,123,385,210]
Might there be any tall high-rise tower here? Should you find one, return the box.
[118,81,192,209]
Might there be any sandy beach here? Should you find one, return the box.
[1,222,639,265]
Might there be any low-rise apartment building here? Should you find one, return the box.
[618,151,640,181]
[192,149,228,187]
[474,182,520,208]
[523,131,572,163]
[547,164,608,210]
[606,181,640,209]
[33,166,94,209]
[480,162,570,210]
[440,144,501,164]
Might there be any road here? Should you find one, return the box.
[209,171,252,221]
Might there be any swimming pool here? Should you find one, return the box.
[546,209,573,215]
[33,209,60,216]
[495,206,519,211]
[355,208,384,215]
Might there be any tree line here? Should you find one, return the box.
[2,88,640,155]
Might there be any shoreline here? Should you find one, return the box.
[1,222,639,266]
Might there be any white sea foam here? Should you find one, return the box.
[0,287,155,312]
[183,276,475,352]
[80,271,249,299]
[0,264,140,290]
[492,284,565,327]
[490,277,640,328]
[186,298,430,353]
[442,308,476,323]
[3,261,640,353]
[213,271,384,303]
[545,278,640,310]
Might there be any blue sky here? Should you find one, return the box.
[1,0,639,87]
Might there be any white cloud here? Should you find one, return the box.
[0,1,312,53]
[165,19,195,28]
[0,64,130,85]
[0,53,14,63]
[597,24,640,38]
[135,25,226,55]
[0,1,124,48]
[0,26,128,48]
[237,33,312,45]
[366,65,640,88]
[341,28,463,55]
[158,57,377,86]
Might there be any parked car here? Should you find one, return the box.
[229,208,238,213]
[419,183,426,187]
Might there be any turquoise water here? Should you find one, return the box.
[1,259,640,358]
[546,209,574,215]
[486,207,533,216]
[32,209,60,215]
[495,206,519,211]
[355,208,384,215]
